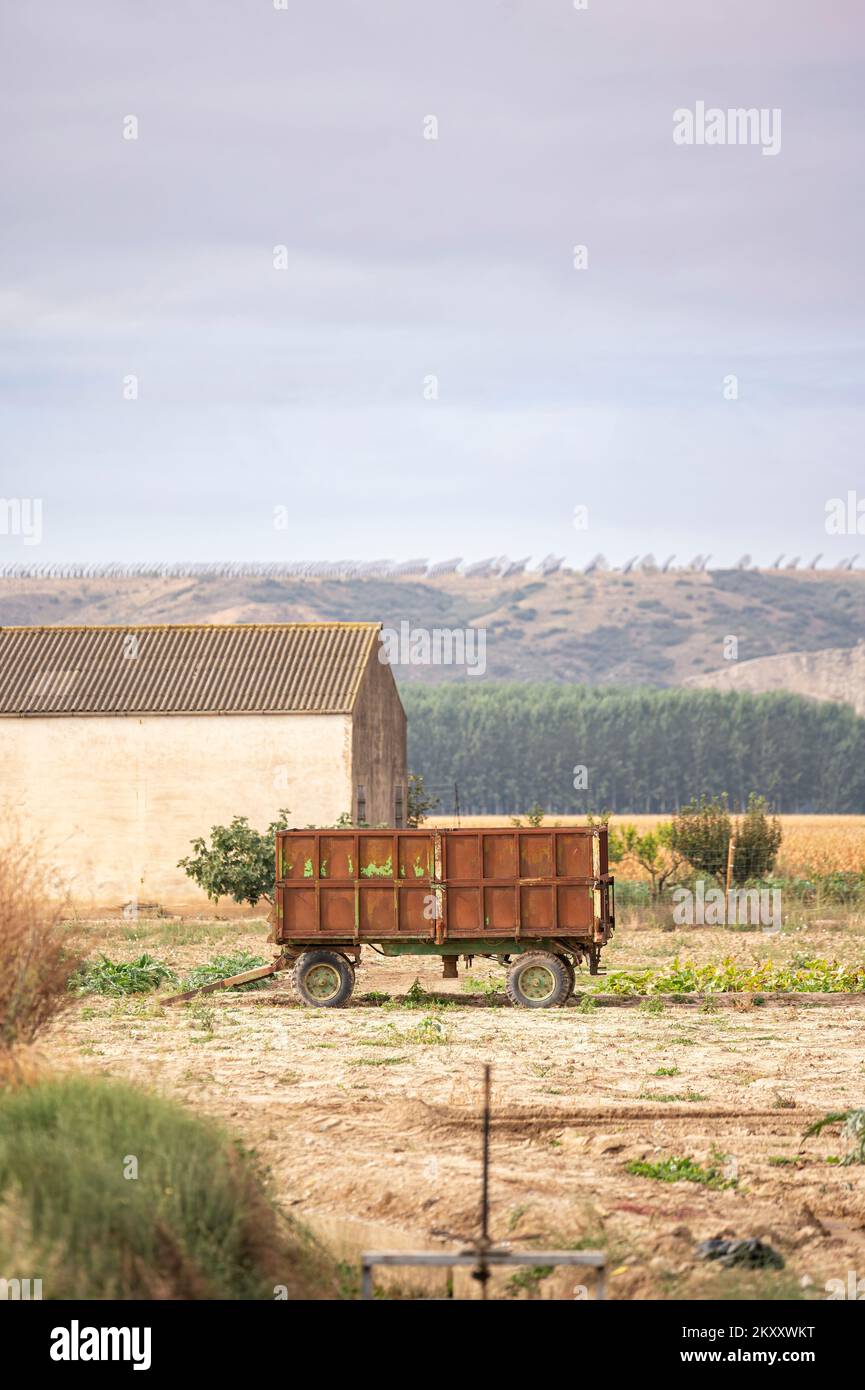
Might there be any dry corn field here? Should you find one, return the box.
[432,815,865,878]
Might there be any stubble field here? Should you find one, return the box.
[38,904,865,1301]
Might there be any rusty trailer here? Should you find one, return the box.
[268,825,614,1009]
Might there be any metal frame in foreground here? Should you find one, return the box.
[360,1248,608,1300]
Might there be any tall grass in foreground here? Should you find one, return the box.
[0,1075,337,1299]
[0,836,80,1053]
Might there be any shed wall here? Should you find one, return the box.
[0,712,352,912]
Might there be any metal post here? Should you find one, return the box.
[475,1063,492,1298]
[481,1063,490,1245]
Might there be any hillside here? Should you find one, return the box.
[1,567,864,687]
[685,640,865,716]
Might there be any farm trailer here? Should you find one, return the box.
[266,825,615,1009]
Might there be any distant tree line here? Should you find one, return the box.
[401,685,865,814]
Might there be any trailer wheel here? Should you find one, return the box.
[556,954,576,998]
[506,952,572,1009]
[293,950,355,1007]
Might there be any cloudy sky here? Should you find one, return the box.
[1,1,862,568]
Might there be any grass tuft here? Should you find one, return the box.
[0,1075,337,1298]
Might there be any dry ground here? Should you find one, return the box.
[37,917,865,1295]
[33,910,865,1301]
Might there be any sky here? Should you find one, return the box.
[1,0,863,569]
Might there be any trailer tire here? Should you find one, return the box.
[556,954,576,998]
[293,950,355,1008]
[506,952,572,1009]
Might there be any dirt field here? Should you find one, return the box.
[35,911,865,1301]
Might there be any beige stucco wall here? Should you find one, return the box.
[0,712,352,913]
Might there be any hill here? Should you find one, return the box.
[1,567,865,687]
[685,641,865,717]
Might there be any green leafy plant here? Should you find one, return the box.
[626,1154,736,1189]
[71,954,175,996]
[178,810,292,906]
[179,950,269,993]
[598,955,865,996]
[802,1108,865,1165]
[405,1013,450,1044]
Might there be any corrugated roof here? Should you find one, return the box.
[0,623,381,716]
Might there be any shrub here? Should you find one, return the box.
[0,1075,337,1299]
[0,837,80,1052]
[178,810,292,907]
[733,795,783,882]
[180,950,269,993]
[670,794,782,887]
[70,954,175,997]
[670,796,731,885]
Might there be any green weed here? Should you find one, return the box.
[625,1154,737,1190]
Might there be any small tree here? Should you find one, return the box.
[406,774,440,828]
[732,794,782,882]
[178,810,292,907]
[670,796,731,886]
[615,822,688,901]
[670,794,782,887]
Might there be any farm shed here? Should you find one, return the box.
[0,622,406,913]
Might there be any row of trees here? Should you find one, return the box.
[402,685,865,813]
